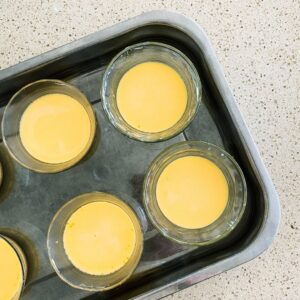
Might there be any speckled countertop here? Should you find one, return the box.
[0,1,299,299]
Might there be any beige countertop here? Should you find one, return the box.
[0,1,299,299]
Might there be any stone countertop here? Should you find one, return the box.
[0,1,299,299]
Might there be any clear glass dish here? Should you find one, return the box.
[1,79,96,173]
[101,42,201,142]
[47,192,144,291]
[143,141,247,246]
[0,234,27,300]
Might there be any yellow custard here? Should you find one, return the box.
[156,156,229,229]
[63,201,136,275]
[20,93,91,164]
[116,62,187,133]
[0,238,23,300]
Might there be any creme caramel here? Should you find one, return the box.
[156,156,229,229]
[117,62,187,133]
[0,238,23,300]
[63,200,136,275]
[20,93,91,164]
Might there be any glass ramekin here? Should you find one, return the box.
[0,234,27,300]
[143,141,247,246]
[1,79,96,173]
[101,42,201,142]
[47,192,144,291]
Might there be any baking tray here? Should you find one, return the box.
[0,10,280,300]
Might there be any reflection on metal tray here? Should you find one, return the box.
[0,11,280,300]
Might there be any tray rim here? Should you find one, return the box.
[0,10,280,300]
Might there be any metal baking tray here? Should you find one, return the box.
[0,10,280,300]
